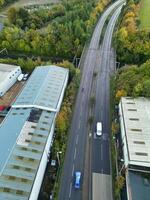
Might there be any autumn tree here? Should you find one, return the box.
[115,175,125,197]
[7,7,17,24]
[115,89,127,102]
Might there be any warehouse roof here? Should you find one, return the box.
[0,63,20,83]
[0,65,69,200]
[0,108,56,200]
[13,66,68,112]
[127,170,150,200]
[119,97,150,168]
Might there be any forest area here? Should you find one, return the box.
[114,0,150,101]
[0,0,110,63]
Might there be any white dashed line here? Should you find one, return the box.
[69,182,72,199]
[72,164,74,176]
[74,148,76,160]
[101,144,103,161]
[78,120,81,129]
[76,134,79,145]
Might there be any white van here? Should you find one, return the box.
[96,122,102,136]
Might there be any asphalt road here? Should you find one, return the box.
[58,1,125,200]
[92,4,123,174]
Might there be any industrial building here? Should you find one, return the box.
[119,97,150,200]
[0,63,21,97]
[0,65,69,200]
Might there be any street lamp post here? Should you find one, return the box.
[119,159,125,175]
[57,151,62,166]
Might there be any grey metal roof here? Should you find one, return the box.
[127,170,150,200]
[120,97,150,168]
[0,63,19,83]
[13,65,69,111]
[0,109,55,200]
[0,65,69,199]
[0,108,31,173]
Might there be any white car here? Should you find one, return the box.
[96,122,102,136]
[23,73,29,81]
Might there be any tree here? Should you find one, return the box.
[0,0,4,6]
[142,80,150,97]
[111,122,119,135]
[7,7,17,24]
[133,83,143,97]
[115,89,127,102]
[56,111,68,134]
[115,175,125,197]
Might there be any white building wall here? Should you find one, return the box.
[0,66,21,97]
[29,116,56,200]
[119,102,129,168]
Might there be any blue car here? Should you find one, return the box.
[75,171,81,189]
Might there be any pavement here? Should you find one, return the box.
[58,1,125,200]
[92,173,112,200]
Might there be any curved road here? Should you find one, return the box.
[58,1,124,200]
[91,4,124,200]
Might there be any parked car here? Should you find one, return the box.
[75,171,81,189]
[23,73,29,81]
[17,74,24,81]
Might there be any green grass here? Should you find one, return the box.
[139,0,150,28]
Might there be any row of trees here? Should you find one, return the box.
[0,0,110,59]
[115,0,150,65]
[0,0,16,7]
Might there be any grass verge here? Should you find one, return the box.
[139,0,150,28]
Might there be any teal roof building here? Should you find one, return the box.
[0,65,69,200]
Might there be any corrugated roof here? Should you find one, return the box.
[13,66,69,111]
[120,97,150,168]
[0,65,69,199]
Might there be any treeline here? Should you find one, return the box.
[114,60,150,102]
[115,0,150,65]
[0,0,110,59]
[0,0,16,7]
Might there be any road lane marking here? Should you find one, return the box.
[78,120,81,129]
[74,148,76,160]
[101,144,103,161]
[76,134,79,145]
[69,182,72,199]
[80,111,82,119]
[72,164,74,176]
